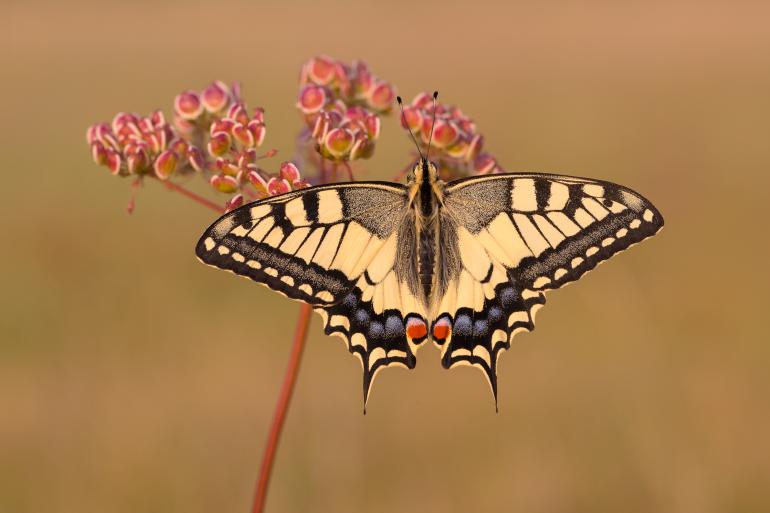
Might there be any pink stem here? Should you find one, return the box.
[251,303,312,513]
[159,179,223,213]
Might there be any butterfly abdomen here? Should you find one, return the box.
[418,223,435,299]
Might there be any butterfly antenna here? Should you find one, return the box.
[397,95,425,162]
[425,91,439,163]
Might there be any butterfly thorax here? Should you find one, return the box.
[407,160,446,304]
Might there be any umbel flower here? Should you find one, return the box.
[87,57,505,213]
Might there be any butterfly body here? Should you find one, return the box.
[197,160,663,407]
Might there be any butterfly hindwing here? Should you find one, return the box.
[196,182,427,404]
[434,173,664,401]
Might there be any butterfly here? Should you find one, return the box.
[196,156,663,408]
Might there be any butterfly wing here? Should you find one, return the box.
[434,173,664,403]
[196,182,427,405]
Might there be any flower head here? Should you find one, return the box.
[297,56,394,164]
[399,92,503,179]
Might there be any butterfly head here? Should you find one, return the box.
[407,158,439,185]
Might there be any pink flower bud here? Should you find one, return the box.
[91,141,107,166]
[324,128,354,159]
[202,80,230,113]
[111,112,138,133]
[430,120,459,149]
[267,177,291,196]
[86,123,104,144]
[247,120,266,147]
[154,150,178,180]
[210,174,239,193]
[308,55,336,85]
[150,110,166,128]
[368,82,394,112]
[298,85,327,114]
[210,118,235,136]
[252,107,265,124]
[168,138,188,158]
[279,162,301,182]
[127,147,150,174]
[225,194,244,212]
[232,123,254,147]
[349,132,373,160]
[227,104,249,125]
[207,132,231,157]
[365,114,380,140]
[247,169,269,194]
[187,146,204,172]
[411,92,433,109]
[473,153,497,175]
[174,90,204,120]
[400,106,422,133]
[105,149,122,175]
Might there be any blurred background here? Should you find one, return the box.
[2,1,769,512]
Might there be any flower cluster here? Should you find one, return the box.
[87,57,508,214]
[87,110,195,179]
[297,56,394,162]
[400,92,503,178]
[88,80,309,211]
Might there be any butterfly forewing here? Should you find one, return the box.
[435,173,664,400]
[196,182,429,403]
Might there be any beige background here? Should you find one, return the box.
[2,1,769,512]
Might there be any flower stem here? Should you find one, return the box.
[159,179,224,213]
[252,303,313,513]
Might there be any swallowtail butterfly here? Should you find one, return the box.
[196,104,663,408]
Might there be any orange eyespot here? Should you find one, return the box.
[406,321,427,340]
[432,324,450,340]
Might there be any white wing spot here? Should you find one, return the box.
[315,290,334,302]
[601,237,615,247]
[586,247,599,257]
[280,275,295,287]
[232,252,245,262]
[571,257,584,268]
[573,208,595,228]
[533,276,551,288]
[317,190,344,224]
[616,228,628,238]
[554,268,567,280]
[511,178,537,211]
[508,311,529,326]
[331,315,350,330]
[351,333,368,350]
[643,209,654,222]
[264,267,279,277]
[298,284,313,295]
[204,237,215,251]
[217,245,230,255]
[250,205,271,219]
[630,219,642,229]
[583,184,604,197]
[247,260,261,269]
